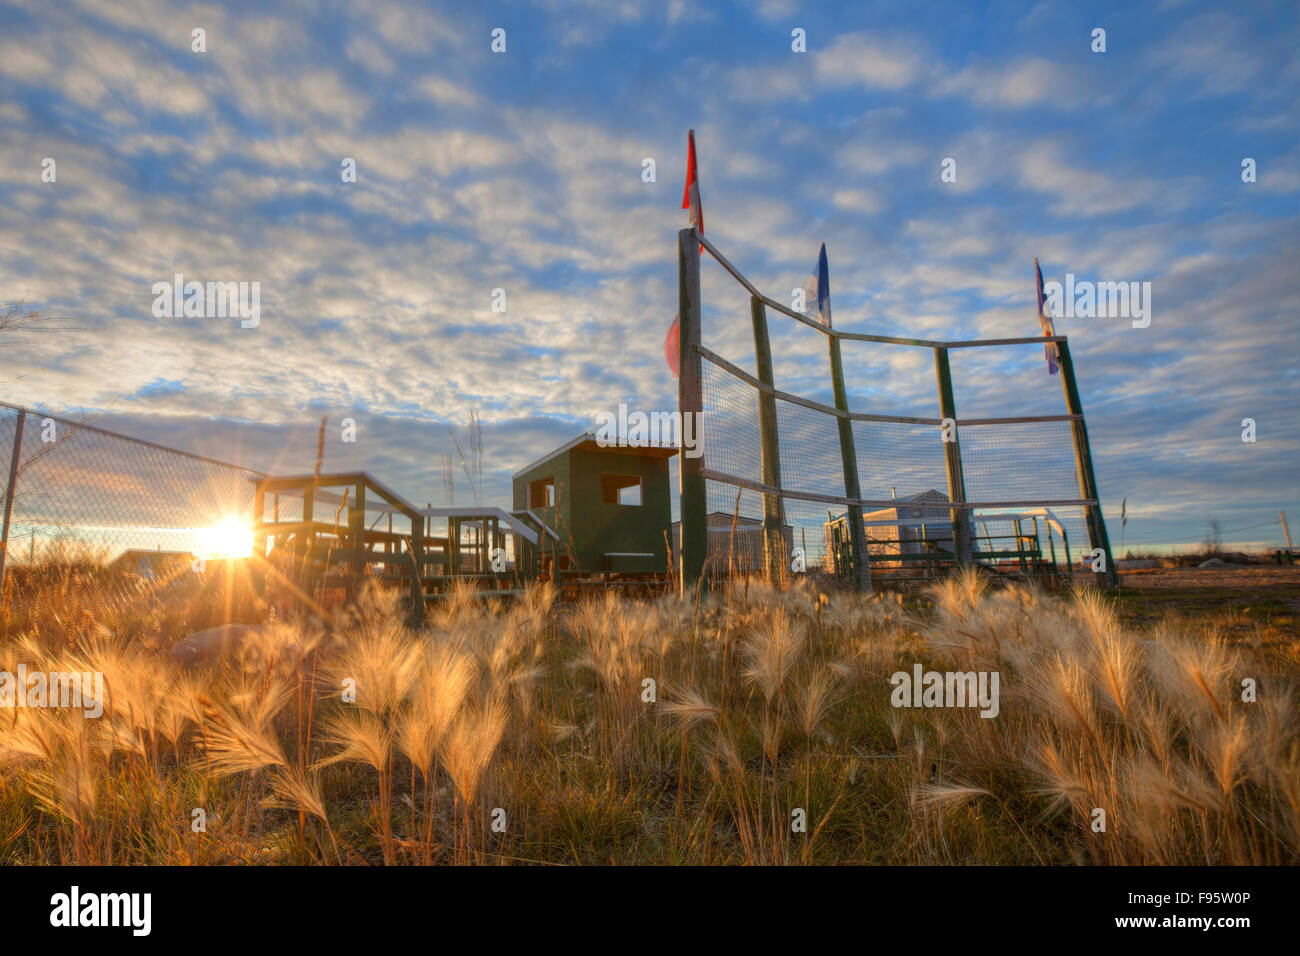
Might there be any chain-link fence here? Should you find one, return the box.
[0,402,262,578]
[676,230,1115,587]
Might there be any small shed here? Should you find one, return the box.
[512,434,676,574]
[671,511,795,573]
[111,548,194,578]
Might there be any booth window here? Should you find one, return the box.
[528,477,555,508]
[601,474,642,506]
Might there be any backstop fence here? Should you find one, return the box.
[0,401,263,584]
[674,228,1116,590]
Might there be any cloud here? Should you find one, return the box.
[0,31,209,117]
[1148,12,1280,98]
[814,32,932,90]
[347,36,397,75]
[936,57,1102,110]
[415,75,479,107]
[1015,141,1159,217]
[830,188,881,216]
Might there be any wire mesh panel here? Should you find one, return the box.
[775,398,847,500]
[0,403,262,567]
[946,342,1072,419]
[958,420,1081,503]
[837,339,943,420]
[851,420,949,503]
[700,359,764,488]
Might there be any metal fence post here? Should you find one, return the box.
[1056,339,1117,586]
[678,228,707,593]
[934,348,973,566]
[827,333,872,590]
[0,408,26,595]
[750,295,787,581]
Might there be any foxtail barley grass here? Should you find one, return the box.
[0,568,1294,864]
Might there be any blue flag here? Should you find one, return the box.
[800,242,832,328]
[1034,257,1059,375]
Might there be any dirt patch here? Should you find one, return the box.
[1118,565,1300,590]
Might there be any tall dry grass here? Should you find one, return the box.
[0,568,1294,865]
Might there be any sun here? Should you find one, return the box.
[196,517,254,560]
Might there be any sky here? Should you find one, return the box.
[0,0,1297,555]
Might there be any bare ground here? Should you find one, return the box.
[1117,564,1300,590]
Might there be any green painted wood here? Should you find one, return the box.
[750,295,787,580]
[0,408,26,592]
[934,347,973,565]
[678,228,707,591]
[827,336,871,589]
[513,444,669,575]
[1056,339,1117,586]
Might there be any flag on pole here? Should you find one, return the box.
[665,314,679,377]
[667,130,703,377]
[800,242,832,328]
[682,129,703,242]
[1121,498,1127,528]
[1034,257,1059,375]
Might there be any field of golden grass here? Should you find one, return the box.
[0,564,1296,865]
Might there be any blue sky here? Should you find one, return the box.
[1,0,1297,553]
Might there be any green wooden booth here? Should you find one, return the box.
[512,434,676,575]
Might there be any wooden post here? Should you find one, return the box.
[411,511,424,576]
[934,348,973,566]
[1282,510,1292,550]
[0,409,26,594]
[750,296,787,581]
[827,334,872,590]
[1057,339,1117,586]
[410,508,425,622]
[678,228,707,593]
[251,484,266,595]
[298,481,316,607]
[491,516,501,581]
[350,479,366,594]
[449,516,460,575]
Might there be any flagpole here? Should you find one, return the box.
[827,333,871,591]
[1057,339,1117,587]
[1119,498,1127,596]
[677,229,707,593]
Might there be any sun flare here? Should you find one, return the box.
[196,517,254,560]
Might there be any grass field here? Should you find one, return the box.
[0,562,1296,865]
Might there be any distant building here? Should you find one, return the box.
[111,548,193,578]
[512,434,676,573]
[824,489,953,571]
[671,511,796,574]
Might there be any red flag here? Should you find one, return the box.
[668,130,701,378]
[682,129,702,240]
[665,314,679,377]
